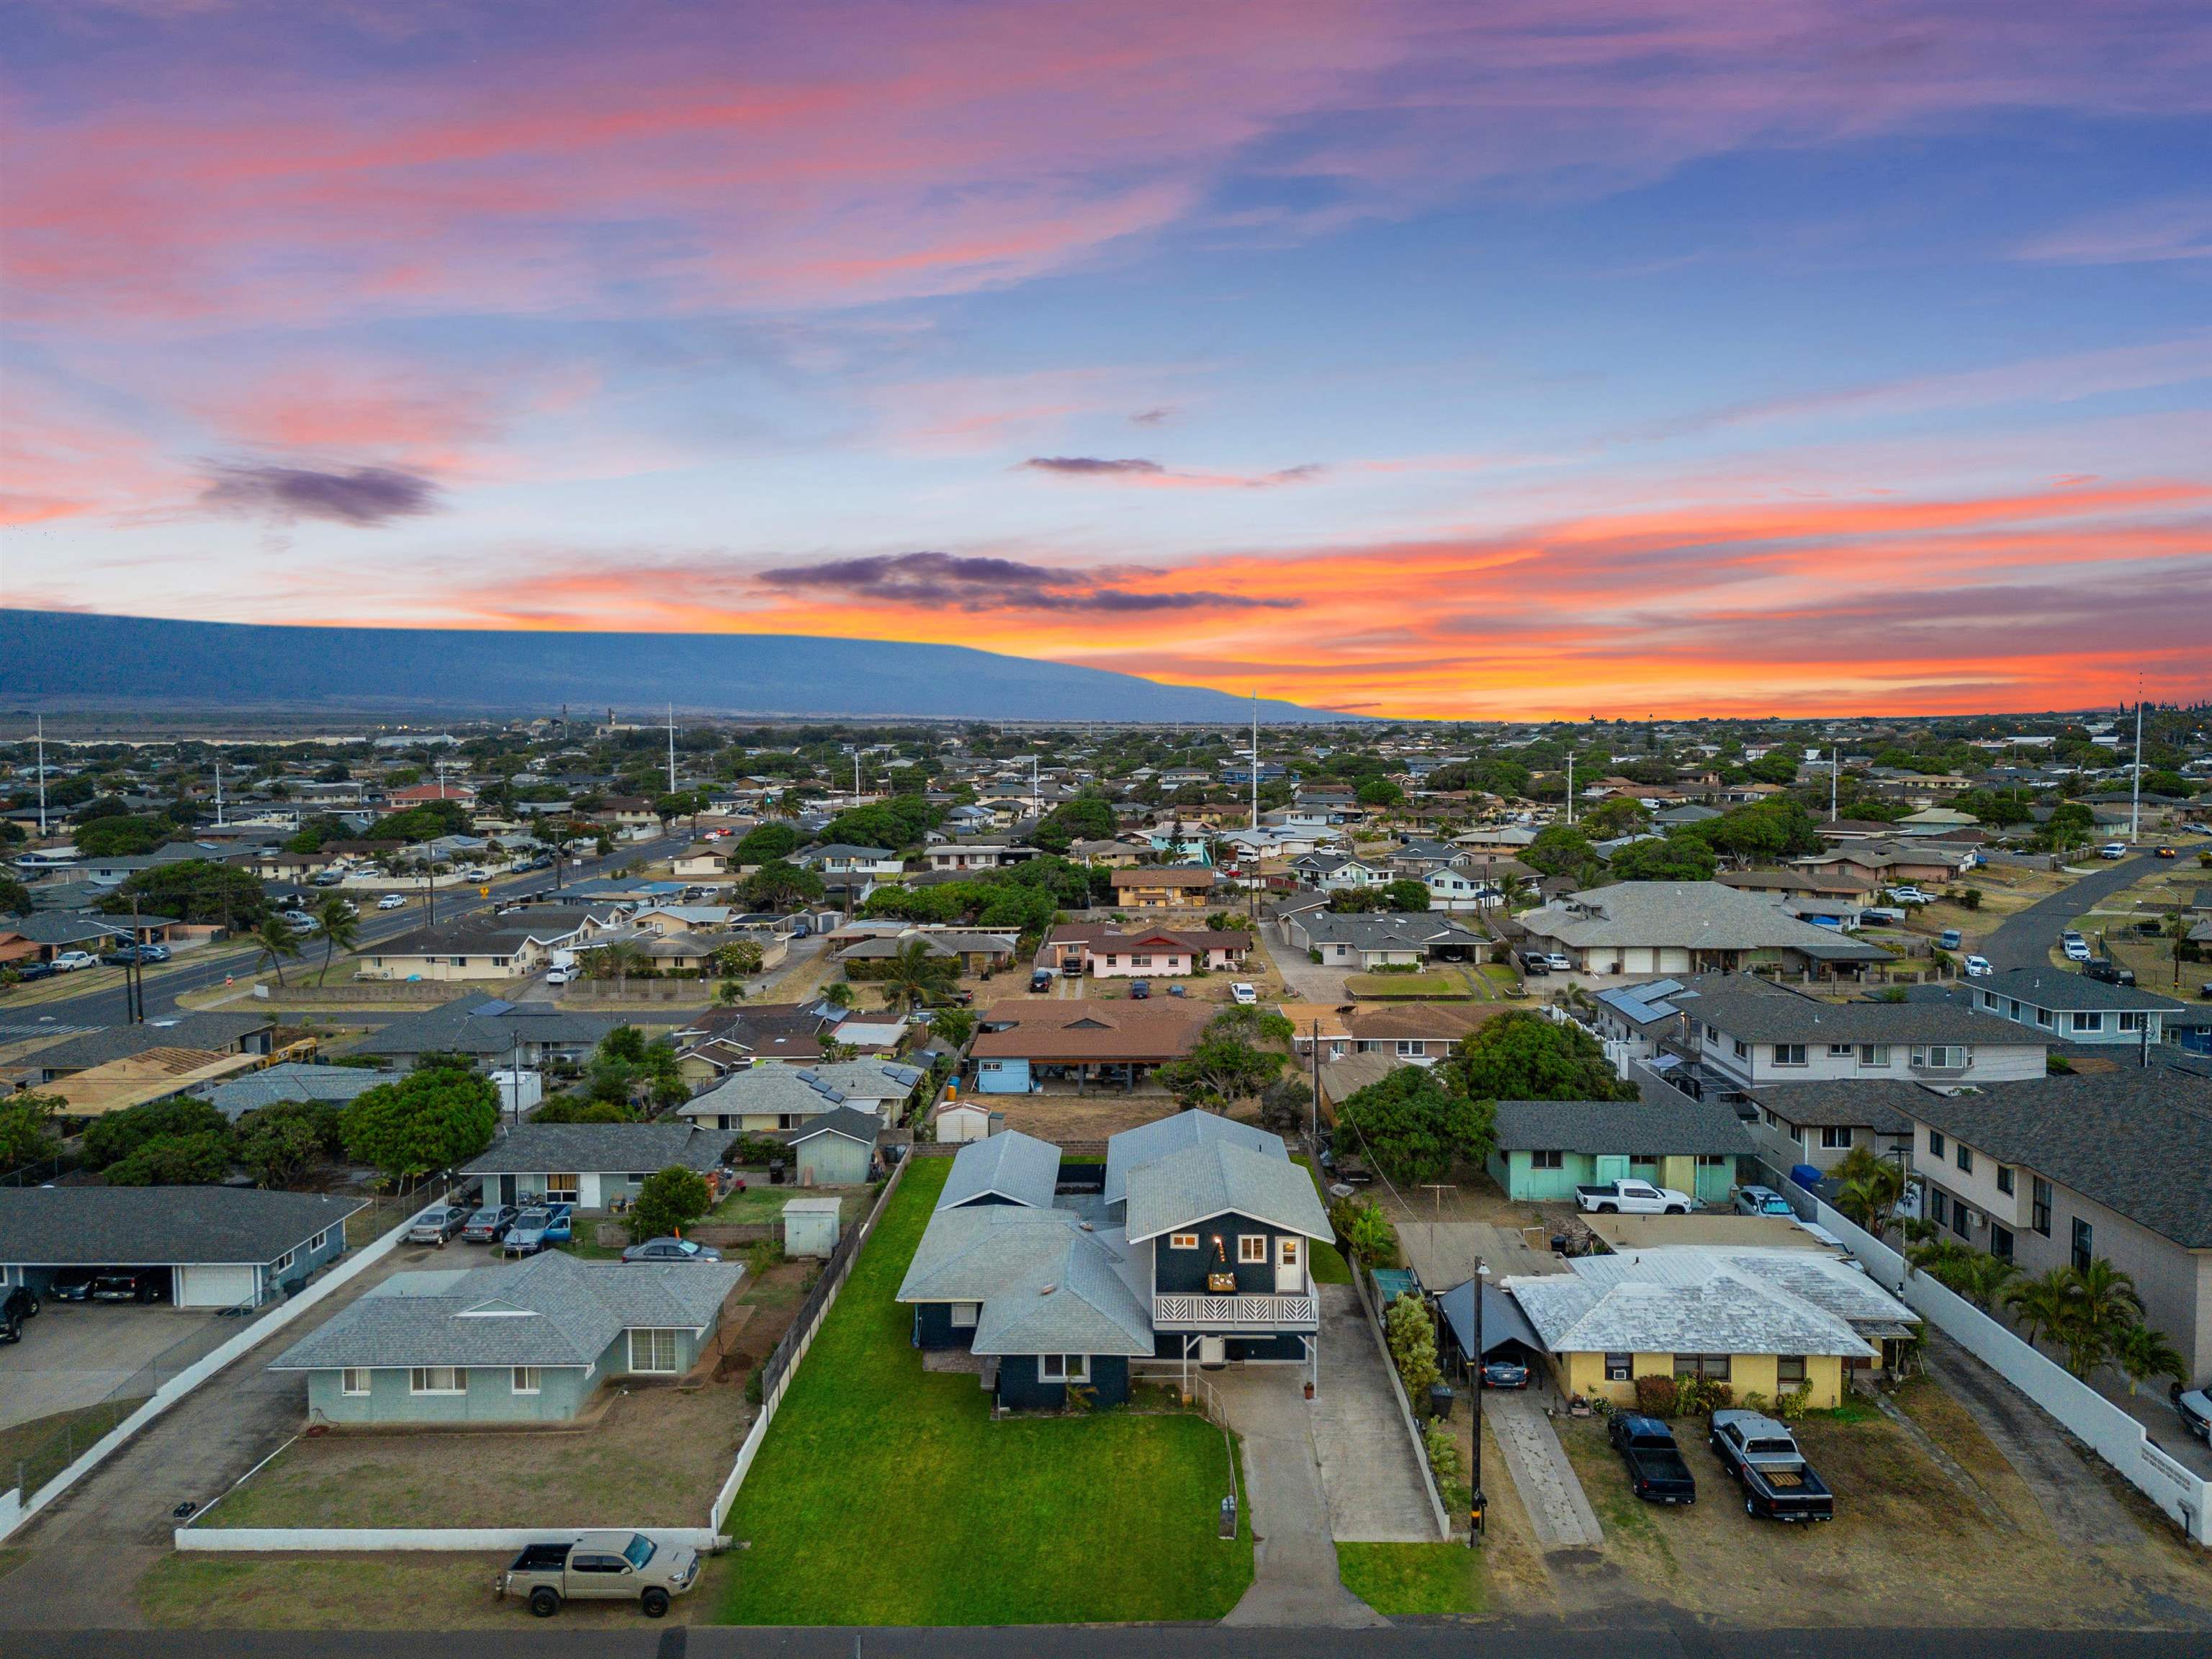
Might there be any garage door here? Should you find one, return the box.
[177,1264,258,1308]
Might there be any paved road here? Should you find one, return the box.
[17,838,684,1026]
[1981,853,2157,973]
[10,1623,2212,1657]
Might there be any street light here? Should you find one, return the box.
[1469,1259,1490,1545]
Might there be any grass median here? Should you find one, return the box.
[717,1154,1254,1625]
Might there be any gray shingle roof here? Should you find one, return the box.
[939,1130,1061,1210]
[779,1106,882,1147]
[1970,968,2192,1015]
[349,999,630,1057]
[1671,974,2037,1047]
[894,1205,1151,1357]
[682,1058,917,1121]
[1905,1072,2212,1247]
[206,1063,387,1123]
[0,1186,364,1267]
[270,1249,742,1371]
[19,1012,272,1073]
[1565,1246,1915,1334]
[1516,881,1893,958]
[1491,1084,1755,1157]
[461,1123,736,1176]
[1738,1079,1926,1133]
[1122,1138,1332,1244]
[1102,1110,1279,1208]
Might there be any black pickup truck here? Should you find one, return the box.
[1608,1412,1697,1504]
[1709,1410,1834,1521]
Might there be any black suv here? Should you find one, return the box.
[0,1283,39,1342]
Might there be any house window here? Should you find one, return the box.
[1996,1166,2014,1195]
[2071,1217,2094,1274]
[1776,1355,1807,1385]
[1673,1354,1731,1380]
[1951,1200,1970,1239]
[1980,992,1998,1011]
[1928,1129,1946,1158]
[1238,1236,1267,1264]
[1604,1353,1633,1382]
[1706,1025,1719,1043]
[493,956,511,968]
[1989,1225,2013,1261]
[1132,956,1153,968]
[1772,1045,1807,1068]
[1956,1143,1972,1174]
[410,1367,464,1395]
[511,1367,541,1395]
[2035,1007,2054,1028]
[1169,1233,1200,1251]
[1929,1190,1948,1226]
[1696,1154,1727,1169]
[2118,1012,2146,1033]
[1104,956,1118,968]
[1914,1046,1967,1070]
[1732,1039,1750,1060]
[951,1303,979,1328]
[341,1368,370,1396]
[2032,1177,2052,1236]
[1396,1039,1423,1058]
[546,1173,580,1203]
[629,1328,680,1374]
[1820,1126,1853,1151]
[1858,1045,1890,1066]
[2071,1012,2103,1033]
[1530,1151,1565,1170]
[309,1229,331,1253]
[1040,1354,1091,1384]
[271,1249,295,1274]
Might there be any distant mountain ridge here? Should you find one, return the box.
[0,610,1350,723]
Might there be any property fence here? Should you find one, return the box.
[1769,1170,2211,1546]
[5,1195,431,1547]
[708,1148,915,1533]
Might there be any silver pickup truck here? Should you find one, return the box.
[498,1531,701,1617]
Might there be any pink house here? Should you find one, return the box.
[1044,923,1253,979]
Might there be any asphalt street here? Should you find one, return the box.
[16,837,687,1026]
[6,1622,2210,1659]
[1980,851,2159,972]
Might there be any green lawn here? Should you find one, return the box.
[1344,974,1470,1000]
[1308,1238,1353,1285]
[708,1182,868,1226]
[1334,1542,1485,1616]
[717,1156,1254,1624]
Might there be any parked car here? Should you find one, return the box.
[50,950,99,972]
[2099,842,2128,860]
[461,1204,521,1244]
[1,1283,40,1342]
[1479,1357,1529,1389]
[1709,1410,1833,1521]
[503,1204,575,1256]
[1938,929,1963,950]
[1609,1412,1698,1505]
[1963,955,1994,978]
[2174,1386,2212,1443]
[377,893,408,909]
[1733,1184,1796,1218]
[1887,886,1931,905]
[100,944,169,966]
[1128,979,1151,1000]
[621,1237,722,1264]
[1230,982,1258,1005]
[1543,952,1574,972]
[1516,950,1552,976]
[2064,938,2094,962]
[1861,906,1907,925]
[45,1267,97,1301]
[544,966,578,986]
[9,961,55,981]
[90,1269,168,1304]
[1029,968,1054,992]
[2085,959,2137,987]
[1575,1179,1691,1215]
[282,911,321,933]
[405,1204,473,1246]
[499,1531,701,1619]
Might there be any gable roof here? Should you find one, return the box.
[460,1122,736,1176]
[682,1057,921,1119]
[1971,968,2190,1015]
[1667,974,2039,1047]
[894,1205,1151,1357]
[1102,1109,1280,1207]
[779,1105,883,1147]
[206,1062,387,1122]
[16,1012,272,1074]
[1122,1138,1332,1244]
[940,1130,1061,1210]
[0,1186,364,1267]
[271,1249,742,1372]
[971,1001,1210,1065]
[1491,1084,1755,1157]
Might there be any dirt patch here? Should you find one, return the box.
[989,1094,1187,1142]
[1542,1400,2212,1629]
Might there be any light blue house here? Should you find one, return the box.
[270,1249,745,1426]
[1485,1084,1754,1205]
[1969,968,2189,1048]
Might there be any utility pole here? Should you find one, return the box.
[1830,748,1839,824]
[127,893,145,1024]
[1565,751,1573,826]
[1309,1017,1321,1148]
[2129,689,2144,845]
[34,716,48,835]
[666,703,678,797]
[1250,693,1260,832]
[213,752,225,828]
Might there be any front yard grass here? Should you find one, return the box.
[1335,1542,1485,1616]
[1344,974,1468,1000]
[717,1154,1254,1625]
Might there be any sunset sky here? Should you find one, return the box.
[5,1,2209,717]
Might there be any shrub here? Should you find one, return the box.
[1385,1293,1441,1396]
[629,1164,713,1243]
[744,1367,765,1406]
[1739,1390,1770,1416]
[1956,888,1983,911]
[1422,1422,1464,1488]
[1633,1375,1679,1418]
[1773,1382,1812,1421]
[1329,1195,1400,1268]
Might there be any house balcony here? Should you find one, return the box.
[1153,1293,1318,1331]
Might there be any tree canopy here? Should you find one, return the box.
[98,858,269,928]
[1606,834,1719,883]
[1334,1064,1494,1185]
[729,822,800,865]
[1156,1006,1290,1111]
[340,1064,499,1183]
[1440,1010,1636,1102]
[630,1165,713,1243]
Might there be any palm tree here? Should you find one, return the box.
[253,917,302,987]
[879,940,957,1011]
[1832,1146,1905,1238]
[588,940,649,994]
[2056,1258,2143,1379]
[2002,1268,2074,1351]
[1956,1251,2020,1313]
[2114,1322,2187,1396]
[315,894,359,986]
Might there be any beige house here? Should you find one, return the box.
[1110,867,1218,908]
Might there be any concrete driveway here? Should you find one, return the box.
[1258,935,1353,1004]
[1311,1284,1441,1543]
[0,1305,227,1433]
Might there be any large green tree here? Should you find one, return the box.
[235,1100,343,1188]
[73,814,176,858]
[1524,824,1603,885]
[1441,1010,1635,1102]
[1156,1006,1290,1111]
[100,859,269,929]
[1334,1064,1494,1185]
[340,1065,499,1184]
[82,1097,233,1170]
[104,1131,235,1186]
[729,822,800,865]
[0,1091,63,1174]
[629,1164,713,1242]
[1607,834,1719,883]
[739,860,827,912]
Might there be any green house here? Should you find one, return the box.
[1485,1084,1755,1205]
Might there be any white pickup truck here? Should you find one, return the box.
[1575,1179,1693,1215]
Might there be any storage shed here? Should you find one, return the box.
[783,1197,843,1259]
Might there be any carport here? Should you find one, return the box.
[1432,1275,1545,1380]
[0,1186,366,1310]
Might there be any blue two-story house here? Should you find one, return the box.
[1966,968,2189,1049]
[896,1115,1332,1410]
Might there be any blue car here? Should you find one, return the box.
[502,1203,576,1256]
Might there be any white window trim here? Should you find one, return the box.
[950,1302,979,1329]
[1040,1353,1092,1384]
[511,1366,541,1395]
[629,1328,680,1375]
[1169,1233,1199,1250]
[271,1249,295,1274]
[340,1367,370,1396]
[410,1366,464,1395]
[308,1229,331,1253]
[1237,1234,1267,1264]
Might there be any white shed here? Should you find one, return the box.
[934,1102,1002,1143]
[782,1197,843,1259]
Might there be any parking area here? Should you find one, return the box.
[0,1302,227,1432]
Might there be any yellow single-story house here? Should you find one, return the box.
[1504,1246,1917,1411]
